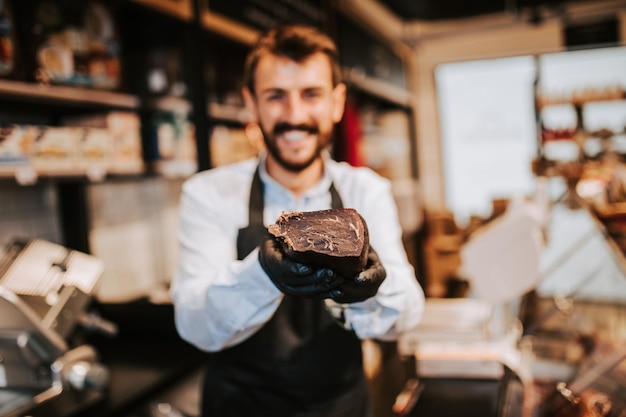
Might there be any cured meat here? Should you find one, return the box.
[268,208,369,278]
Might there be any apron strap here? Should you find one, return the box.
[329,182,343,209]
[248,168,264,226]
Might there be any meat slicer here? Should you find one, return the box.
[0,238,113,417]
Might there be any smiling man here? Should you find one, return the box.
[242,26,346,191]
[171,24,425,417]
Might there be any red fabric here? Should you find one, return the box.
[336,100,364,166]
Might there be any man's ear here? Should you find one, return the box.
[242,87,258,123]
[332,83,347,123]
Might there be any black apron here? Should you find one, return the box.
[201,168,369,417]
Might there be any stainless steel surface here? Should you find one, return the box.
[0,239,109,417]
[0,239,103,297]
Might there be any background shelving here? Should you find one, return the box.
[1,0,421,287]
[0,80,140,109]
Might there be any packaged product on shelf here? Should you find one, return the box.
[0,124,30,168]
[80,126,110,158]
[150,112,196,177]
[79,127,109,158]
[32,126,82,173]
[101,112,141,174]
[145,47,186,97]
[83,2,120,90]
[210,124,260,168]
[0,0,16,78]
[32,0,121,89]
[62,111,144,175]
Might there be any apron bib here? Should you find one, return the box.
[200,168,369,417]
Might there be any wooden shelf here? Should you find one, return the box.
[0,161,145,185]
[342,68,412,108]
[0,80,140,110]
[537,90,625,109]
[207,102,252,124]
[144,96,192,114]
[129,0,194,21]
[200,10,259,46]
[151,160,197,178]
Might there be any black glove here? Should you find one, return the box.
[331,247,386,304]
[259,234,344,298]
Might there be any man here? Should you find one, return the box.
[171,24,424,417]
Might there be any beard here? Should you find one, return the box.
[261,122,332,173]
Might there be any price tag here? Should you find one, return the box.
[86,165,106,182]
[14,165,38,185]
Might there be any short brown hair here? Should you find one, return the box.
[243,24,342,95]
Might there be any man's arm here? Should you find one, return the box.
[170,174,282,352]
[334,171,425,340]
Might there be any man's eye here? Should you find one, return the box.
[266,92,283,101]
[304,90,322,99]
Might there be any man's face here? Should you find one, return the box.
[244,52,346,172]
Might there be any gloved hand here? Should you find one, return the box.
[259,234,344,298]
[331,247,386,304]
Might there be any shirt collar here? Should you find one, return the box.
[258,152,333,199]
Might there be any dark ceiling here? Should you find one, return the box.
[376,0,568,21]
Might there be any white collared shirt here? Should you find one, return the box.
[170,154,425,352]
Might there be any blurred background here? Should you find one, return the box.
[2,1,626,416]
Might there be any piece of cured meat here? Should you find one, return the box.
[268,208,369,278]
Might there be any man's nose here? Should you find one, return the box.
[284,95,308,124]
